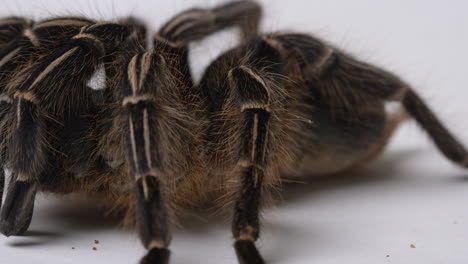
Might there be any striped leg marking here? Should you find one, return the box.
[228,65,270,264]
[123,53,172,264]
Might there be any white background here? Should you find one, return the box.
[0,0,468,263]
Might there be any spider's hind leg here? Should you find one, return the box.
[401,89,468,167]
[157,0,262,45]
[336,55,468,167]
[297,34,468,167]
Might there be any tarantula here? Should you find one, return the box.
[0,1,466,264]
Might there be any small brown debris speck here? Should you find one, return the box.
[94,240,99,244]
[92,247,97,251]
[410,244,416,248]
[72,247,75,250]
[386,255,390,258]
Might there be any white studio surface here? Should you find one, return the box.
[0,0,467,263]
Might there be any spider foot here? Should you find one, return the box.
[0,180,36,237]
[234,240,265,264]
[140,248,170,264]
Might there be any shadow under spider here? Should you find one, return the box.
[7,147,464,251]
[277,147,424,204]
[6,230,65,247]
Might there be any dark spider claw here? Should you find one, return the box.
[0,180,37,237]
[140,248,171,264]
[234,240,265,264]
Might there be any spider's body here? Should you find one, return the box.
[0,1,466,264]
[199,33,391,180]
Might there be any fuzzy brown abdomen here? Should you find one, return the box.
[289,101,388,177]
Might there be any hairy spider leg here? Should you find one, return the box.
[0,17,94,236]
[0,21,129,236]
[122,52,186,264]
[274,33,468,168]
[0,17,29,208]
[0,17,30,50]
[136,2,264,263]
[157,0,261,46]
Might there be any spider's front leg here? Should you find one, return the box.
[123,53,171,264]
[0,17,96,236]
[120,52,193,264]
[0,17,25,204]
[0,18,35,207]
[0,20,127,236]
